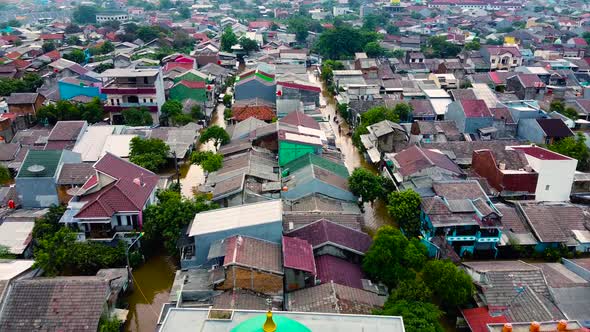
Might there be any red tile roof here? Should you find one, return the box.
[278,81,321,93]
[285,218,372,255]
[232,105,275,122]
[163,61,193,73]
[282,236,316,274]
[280,111,320,130]
[1,35,19,43]
[74,153,158,219]
[5,52,20,60]
[510,146,571,161]
[394,145,463,177]
[40,33,64,40]
[44,50,61,61]
[178,80,206,89]
[11,59,31,69]
[248,21,273,29]
[315,255,365,289]
[462,307,508,332]
[460,99,492,118]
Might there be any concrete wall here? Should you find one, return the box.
[525,154,577,201]
[218,266,283,295]
[58,81,106,101]
[16,177,59,208]
[445,102,466,132]
[563,258,590,281]
[517,119,545,144]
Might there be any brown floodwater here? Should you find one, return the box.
[309,71,394,233]
[123,256,176,332]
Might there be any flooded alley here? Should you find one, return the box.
[124,256,176,332]
[309,70,393,233]
[180,101,227,198]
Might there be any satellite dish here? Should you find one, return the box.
[27,164,45,174]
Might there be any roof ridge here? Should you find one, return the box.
[417,146,434,166]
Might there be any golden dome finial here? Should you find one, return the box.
[263,311,277,332]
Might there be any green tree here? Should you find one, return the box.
[98,315,121,332]
[42,41,56,53]
[36,99,105,125]
[386,24,400,35]
[63,49,85,64]
[288,16,310,43]
[129,137,170,172]
[387,189,422,237]
[65,24,82,34]
[240,38,259,54]
[66,35,81,46]
[423,259,474,309]
[178,6,191,19]
[72,5,98,24]
[33,227,77,276]
[389,279,432,303]
[422,36,461,58]
[160,100,183,126]
[221,27,238,52]
[159,0,173,9]
[32,205,67,241]
[191,105,205,120]
[315,24,380,59]
[142,189,218,254]
[348,167,382,203]
[0,165,11,184]
[364,41,385,57]
[550,100,578,120]
[376,299,443,332]
[464,39,481,51]
[547,133,590,171]
[122,107,153,126]
[191,151,223,172]
[352,103,411,148]
[0,73,43,96]
[391,49,405,58]
[362,226,427,289]
[137,26,162,42]
[200,125,230,147]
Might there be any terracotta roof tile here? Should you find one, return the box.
[282,236,315,274]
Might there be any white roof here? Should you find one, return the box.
[472,83,500,108]
[188,200,282,237]
[73,126,116,162]
[0,259,35,280]
[283,132,322,146]
[296,126,327,142]
[100,68,159,78]
[430,98,453,115]
[0,222,35,255]
[423,89,450,98]
[573,229,590,244]
[101,134,136,158]
[333,70,363,76]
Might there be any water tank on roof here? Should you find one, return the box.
[27,164,45,175]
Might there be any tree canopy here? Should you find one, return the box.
[422,36,462,58]
[37,98,105,125]
[160,100,193,126]
[315,24,381,59]
[240,38,259,54]
[387,189,422,237]
[348,168,382,203]
[72,5,98,24]
[191,151,223,173]
[352,103,411,149]
[199,125,230,148]
[362,226,427,289]
[32,205,126,276]
[142,189,218,254]
[376,299,443,332]
[129,137,170,172]
[547,133,589,171]
[0,73,43,97]
[221,27,238,52]
[63,49,85,64]
[550,100,578,120]
[122,107,153,126]
[423,259,474,309]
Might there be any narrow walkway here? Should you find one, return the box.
[309,70,392,233]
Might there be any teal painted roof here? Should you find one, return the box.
[17,150,62,178]
[283,153,349,178]
[231,313,311,332]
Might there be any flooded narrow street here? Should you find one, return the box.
[309,70,393,233]
[180,100,227,198]
[123,256,176,332]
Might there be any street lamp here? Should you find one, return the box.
[126,232,144,280]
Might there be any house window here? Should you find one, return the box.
[116,99,120,105]
[545,185,550,190]
[513,59,517,64]
[116,215,123,226]
[491,59,496,64]
[131,215,139,227]
[150,98,154,103]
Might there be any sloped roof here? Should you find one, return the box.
[223,235,282,274]
[394,145,463,177]
[282,236,315,274]
[233,105,275,122]
[286,281,385,314]
[462,307,508,332]
[280,111,320,130]
[6,93,39,105]
[57,163,94,185]
[536,118,574,138]
[176,80,206,89]
[47,121,86,141]
[285,218,371,255]
[74,153,158,219]
[315,255,365,289]
[460,99,492,118]
[17,150,62,178]
[519,203,587,244]
[0,277,109,332]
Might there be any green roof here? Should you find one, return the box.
[231,313,311,332]
[17,150,63,178]
[283,153,349,179]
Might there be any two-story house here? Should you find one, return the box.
[480,45,523,71]
[421,180,503,258]
[506,73,546,100]
[445,99,494,134]
[60,153,159,243]
[100,68,166,125]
